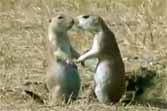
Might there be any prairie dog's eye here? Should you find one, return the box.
[82,15,89,19]
[58,16,64,19]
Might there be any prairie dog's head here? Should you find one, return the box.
[76,15,103,32]
[49,14,74,32]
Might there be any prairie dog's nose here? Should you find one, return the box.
[82,15,90,19]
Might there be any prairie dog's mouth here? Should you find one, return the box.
[75,15,88,29]
[73,15,94,31]
[67,19,75,29]
[71,17,83,30]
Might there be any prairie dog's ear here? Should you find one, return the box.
[49,18,52,23]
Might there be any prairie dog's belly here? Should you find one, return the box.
[48,62,80,89]
[60,43,71,56]
[47,44,80,103]
[47,62,80,102]
[94,60,112,103]
[95,59,124,83]
[95,60,112,85]
[95,60,125,103]
[54,43,72,59]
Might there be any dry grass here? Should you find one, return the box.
[0,0,167,111]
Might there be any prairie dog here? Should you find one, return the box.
[76,15,125,104]
[47,14,80,63]
[46,14,80,104]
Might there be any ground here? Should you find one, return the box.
[0,0,167,111]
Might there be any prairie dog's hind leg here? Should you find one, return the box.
[50,86,63,104]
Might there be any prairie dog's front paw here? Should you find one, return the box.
[73,59,80,64]
[73,56,83,63]
[77,56,85,62]
[65,59,74,65]
[73,58,85,66]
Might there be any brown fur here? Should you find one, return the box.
[46,14,80,104]
[76,15,125,104]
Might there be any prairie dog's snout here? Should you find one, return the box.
[75,15,101,32]
[49,14,74,32]
[76,15,91,27]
